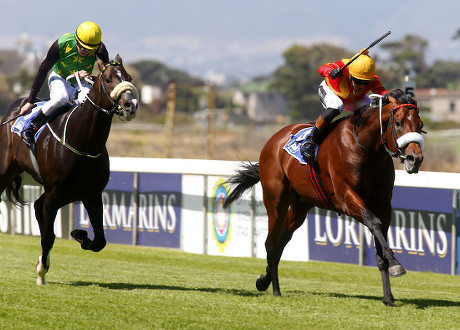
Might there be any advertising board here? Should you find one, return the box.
[308,187,453,274]
[75,172,181,248]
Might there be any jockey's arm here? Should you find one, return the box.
[25,40,60,105]
[318,60,344,78]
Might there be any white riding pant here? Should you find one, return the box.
[41,71,91,116]
[318,80,370,112]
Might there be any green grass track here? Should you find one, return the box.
[0,233,459,329]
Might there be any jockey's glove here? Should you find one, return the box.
[329,68,342,79]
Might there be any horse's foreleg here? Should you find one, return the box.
[345,195,405,273]
[35,254,50,285]
[72,196,106,252]
[34,194,57,285]
[343,193,404,306]
[365,215,405,276]
[375,240,397,307]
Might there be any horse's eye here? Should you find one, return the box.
[395,120,402,127]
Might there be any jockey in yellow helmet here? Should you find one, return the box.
[19,21,109,151]
[300,49,389,160]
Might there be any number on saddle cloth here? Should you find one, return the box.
[282,127,319,164]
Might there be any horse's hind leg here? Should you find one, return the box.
[71,195,106,252]
[258,193,309,296]
[257,181,289,295]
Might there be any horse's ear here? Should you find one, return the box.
[388,95,397,106]
[115,54,122,64]
[412,97,418,106]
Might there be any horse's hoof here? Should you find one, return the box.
[256,275,269,292]
[383,300,398,307]
[35,256,49,285]
[273,291,282,297]
[389,265,406,277]
[70,229,88,243]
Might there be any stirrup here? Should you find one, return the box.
[21,129,35,146]
[300,140,317,159]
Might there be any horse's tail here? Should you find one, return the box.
[5,174,25,206]
[224,162,260,209]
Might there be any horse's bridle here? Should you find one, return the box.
[85,61,137,119]
[354,94,424,161]
[382,103,425,161]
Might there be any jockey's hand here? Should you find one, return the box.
[78,70,89,80]
[329,68,342,79]
[20,102,34,115]
[382,93,390,105]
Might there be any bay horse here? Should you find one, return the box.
[224,89,424,306]
[0,54,139,285]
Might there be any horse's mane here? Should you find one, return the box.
[389,88,417,105]
[348,88,416,129]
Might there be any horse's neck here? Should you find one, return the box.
[352,106,392,152]
[69,86,113,151]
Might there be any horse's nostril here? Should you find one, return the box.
[124,102,132,110]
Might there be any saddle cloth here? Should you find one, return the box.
[11,101,76,143]
[283,127,335,211]
[282,127,317,164]
[11,102,48,143]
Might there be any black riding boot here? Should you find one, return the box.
[21,110,48,148]
[300,108,340,160]
[300,126,323,159]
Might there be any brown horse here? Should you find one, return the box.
[224,89,424,306]
[0,54,138,285]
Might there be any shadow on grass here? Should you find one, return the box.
[300,291,460,309]
[63,281,460,308]
[66,281,260,297]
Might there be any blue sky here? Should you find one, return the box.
[3,0,460,81]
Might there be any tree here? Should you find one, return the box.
[417,60,460,88]
[130,60,206,113]
[0,72,14,114]
[130,60,204,86]
[270,44,351,120]
[452,28,460,42]
[380,34,428,81]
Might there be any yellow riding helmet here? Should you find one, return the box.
[75,21,102,50]
[348,49,376,81]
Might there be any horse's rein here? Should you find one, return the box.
[46,107,101,158]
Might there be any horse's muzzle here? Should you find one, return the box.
[120,92,138,121]
[401,143,423,174]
